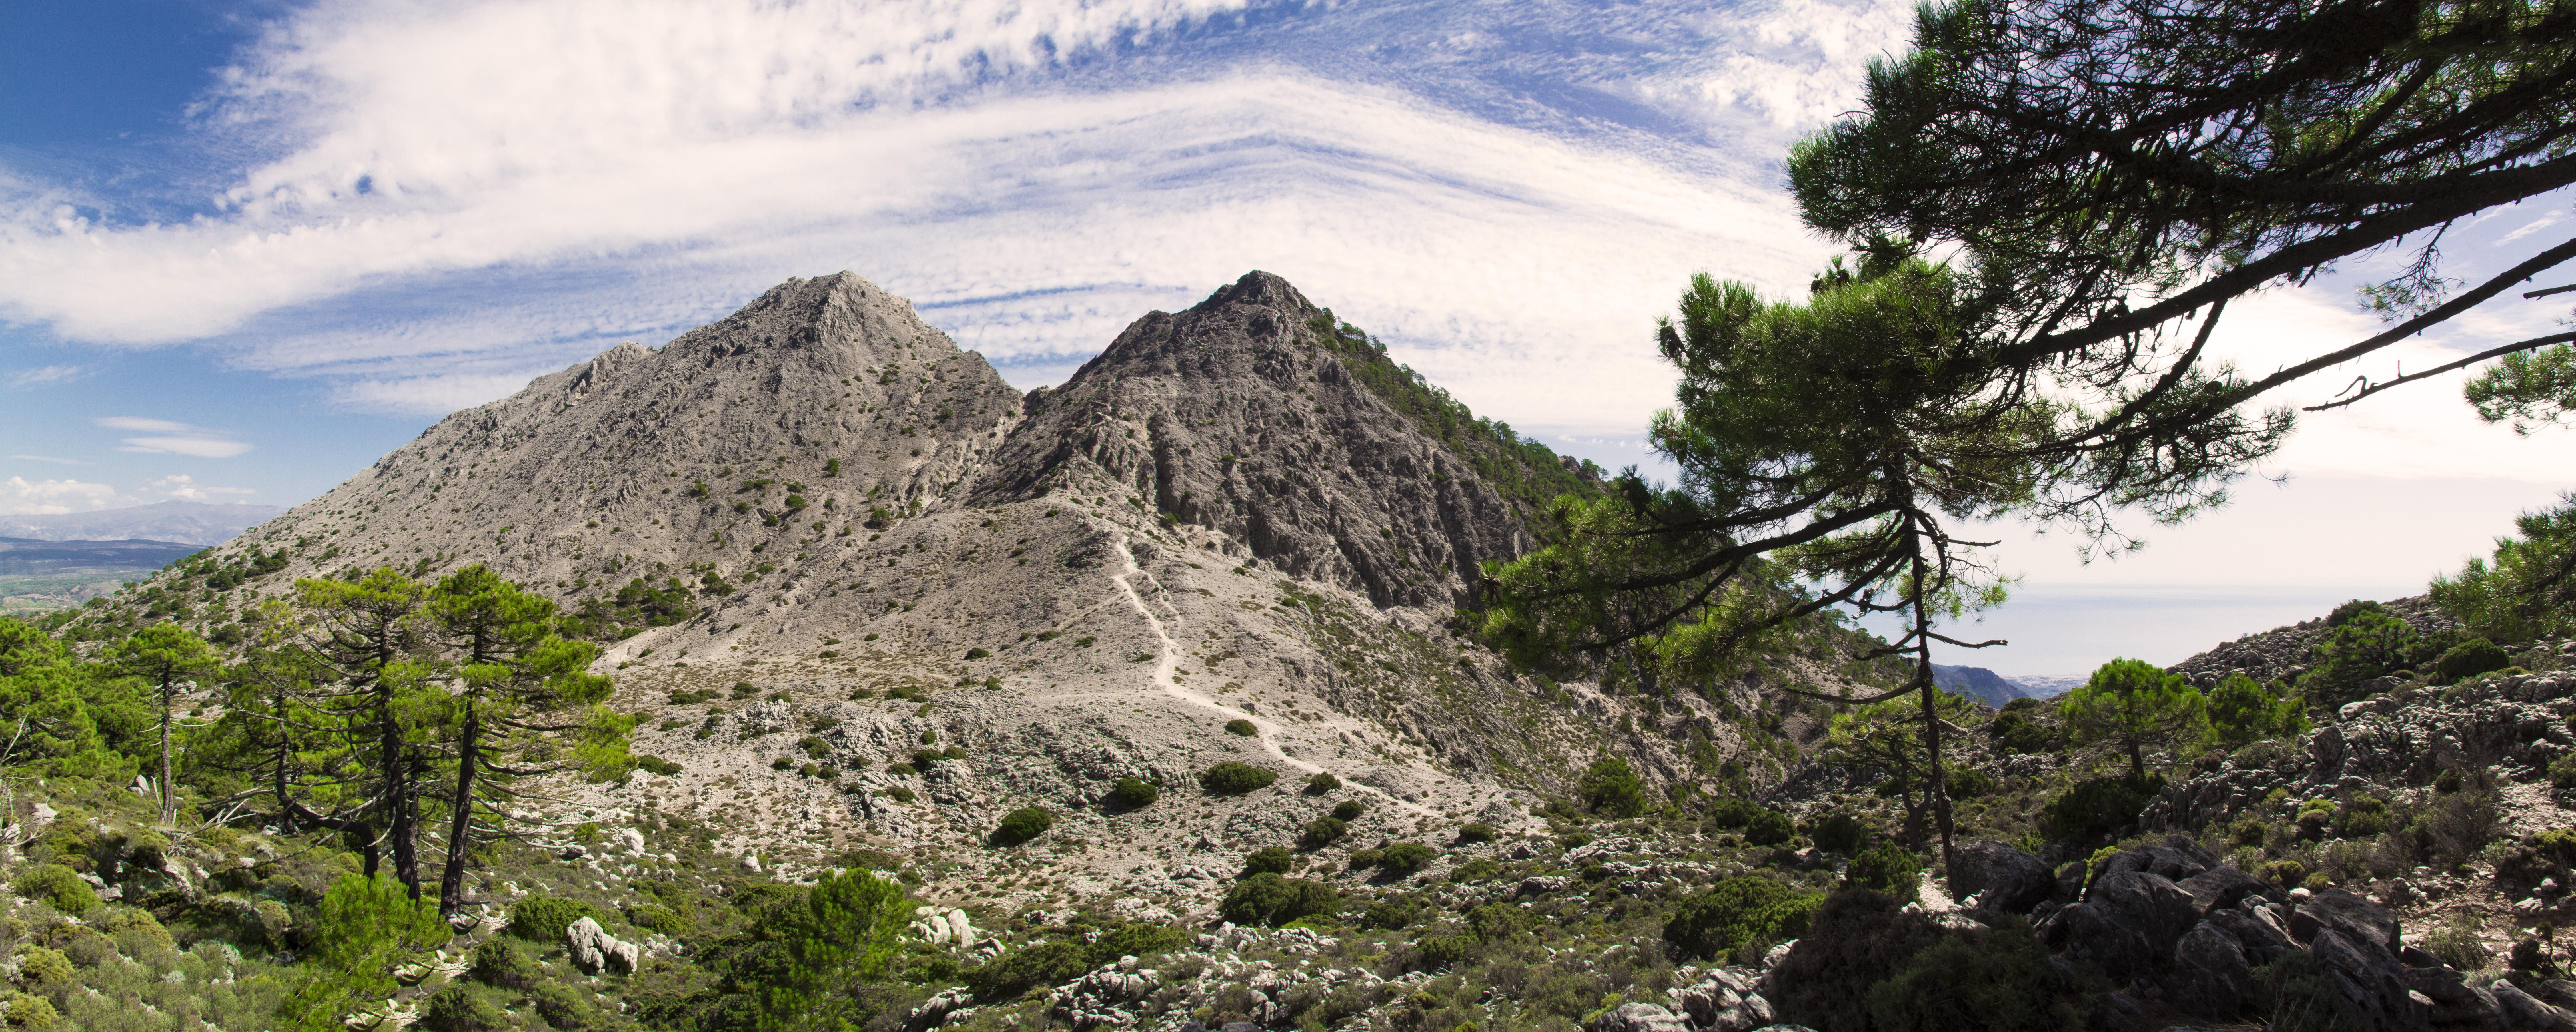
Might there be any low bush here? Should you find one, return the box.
[1809,812,1868,855]
[1417,934,1479,967]
[2038,775,2163,842]
[2424,916,2493,973]
[420,983,508,1032]
[2258,860,2308,888]
[1766,889,1947,1032]
[506,896,605,942]
[1947,766,1999,800]
[1219,873,1337,927]
[2435,637,2511,682]
[10,864,97,917]
[1379,842,1440,874]
[1201,762,1278,795]
[2553,754,2576,790]
[1306,772,1341,793]
[1845,842,1923,902]
[1457,822,1499,844]
[1663,876,1826,961]
[992,807,1054,846]
[1863,920,2106,1032]
[1579,757,1646,817]
[1302,817,1350,848]
[1362,898,1418,929]
[468,939,541,990]
[1241,846,1295,878]
[968,942,1088,1001]
[2333,796,2392,839]
[1224,718,1258,736]
[1743,807,1795,847]
[1332,800,1365,821]
[1109,776,1159,808]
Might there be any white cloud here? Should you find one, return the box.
[9,365,86,388]
[0,476,118,515]
[148,474,256,500]
[94,416,197,432]
[118,437,256,459]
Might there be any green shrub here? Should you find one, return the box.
[1218,873,1337,927]
[1306,772,1341,793]
[1743,807,1794,846]
[912,748,945,768]
[1989,709,2056,754]
[531,983,606,1030]
[1302,817,1351,847]
[506,896,604,941]
[2333,796,2392,839]
[1201,761,1278,794]
[420,983,507,1032]
[636,755,683,775]
[1863,920,2106,1032]
[1663,876,1825,961]
[992,807,1054,846]
[1846,842,1924,901]
[1,991,59,1029]
[2424,916,2493,973]
[1347,848,1384,870]
[1457,822,1499,844]
[2231,818,2269,846]
[2553,754,2576,790]
[967,941,1089,1001]
[1947,766,1999,800]
[1362,898,1418,929]
[2205,673,2308,748]
[964,648,991,660]
[625,903,692,937]
[1332,800,1365,821]
[1765,889,1948,1032]
[2435,637,2512,681]
[1579,757,1646,817]
[468,939,540,990]
[2038,775,2163,842]
[1224,718,1258,736]
[1242,846,1296,878]
[1417,934,1479,966]
[2259,859,2308,887]
[1110,777,1159,808]
[1810,812,1868,855]
[9,864,96,917]
[1379,842,1440,874]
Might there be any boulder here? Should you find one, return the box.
[2087,871,2205,955]
[2402,967,2500,1030]
[2175,866,2270,917]
[2166,921,2254,1021]
[2292,889,2402,954]
[2490,980,2576,1031]
[1674,975,1744,1026]
[1950,839,2056,914]
[2054,861,2087,903]
[1592,1003,1692,1032]
[2052,902,2160,982]
[2310,928,2427,1031]
[566,916,640,975]
[2207,906,2297,966]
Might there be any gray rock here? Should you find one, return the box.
[1950,839,2054,914]
[2293,889,2402,954]
[2208,905,2297,966]
[2402,967,2498,1029]
[2491,980,2576,1031]
[566,916,640,975]
[2310,928,2426,1031]
[2086,871,2204,956]
[2175,866,2269,917]
[2052,902,2159,982]
[1591,1002,1692,1032]
[1673,976,1743,1026]
[2166,921,2253,1021]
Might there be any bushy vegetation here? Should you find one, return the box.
[1200,761,1278,795]
[1109,776,1159,808]
[1662,876,1824,961]
[993,807,1055,845]
[1218,873,1337,927]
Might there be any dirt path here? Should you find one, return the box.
[1111,537,1443,820]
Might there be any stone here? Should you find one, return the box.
[2086,871,2205,956]
[2175,866,2270,917]
[2490,980,2576,1031]
[2402,967,2499,1029]
[2054,862,2087,903]
[2208,906,2297,966]
[2166,921,2253,1021]
[1674,976,1744,1026]
[566,916,640,975]
[2293,889,2403,954]
[1591,1003,1691,1032]
[1950,839,2055,914]
[2052,902,2160,983]
[2310,928,2425,1031]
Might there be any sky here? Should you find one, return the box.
[2,0,2572,677]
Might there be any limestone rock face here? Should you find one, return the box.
[1949,839,2053,914]
[972,271,1583,609]
[565,915,639,975]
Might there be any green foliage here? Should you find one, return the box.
[2333,796,2392,839]
[1305,771,1341,793]
[2039,776,2163,843]
[992,807,1054,846]
[466,939,540,990]
[506,896,605,942]
[1217,873,1337,927]
[1742,807,1794,846]
[2060,659,2206,781]
[1302,817,1351,847]
[2435,496,2576,643]
[1989,708,2056,755]
[1241,846,1296,878]
[1846,842,1924,902]
[1109,776,1159,808]
[2300,609,2418,706]
[2435,638,2513,681]
[1810,812,1868,854]
[1863,921,2104,1032]
[1578,757,1646,817]
[1663,876,1825,961]
[1223,718,1257,736]
[967,941,1088,1002]
[1378,842,1440,874]
[756,870,913,1031]
[1457,822,1499,844]
[1200,761,1277,795]
[419,984,508,1032]
[10,865,97,917]
[279,873,450,1032]
[1331,800,1364,821]
[2203,674,2307,749]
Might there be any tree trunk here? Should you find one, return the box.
[2129,740,2147,784]
[157,676,176,827]
[1910,548,1958,882]
[380,689,420,898]
[439,700,482,916]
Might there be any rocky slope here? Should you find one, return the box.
[75,270,1886,912]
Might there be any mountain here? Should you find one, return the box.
[0,500,283,545]
[79,270,1887,882]
[1931,663,2027,707]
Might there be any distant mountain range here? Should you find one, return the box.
[0,536,206,610]
[1931,664,2081,707]
[0,501,282,546]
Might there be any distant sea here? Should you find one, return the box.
[1857,583,2416,682]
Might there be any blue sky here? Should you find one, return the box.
[4,0,2573,675]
